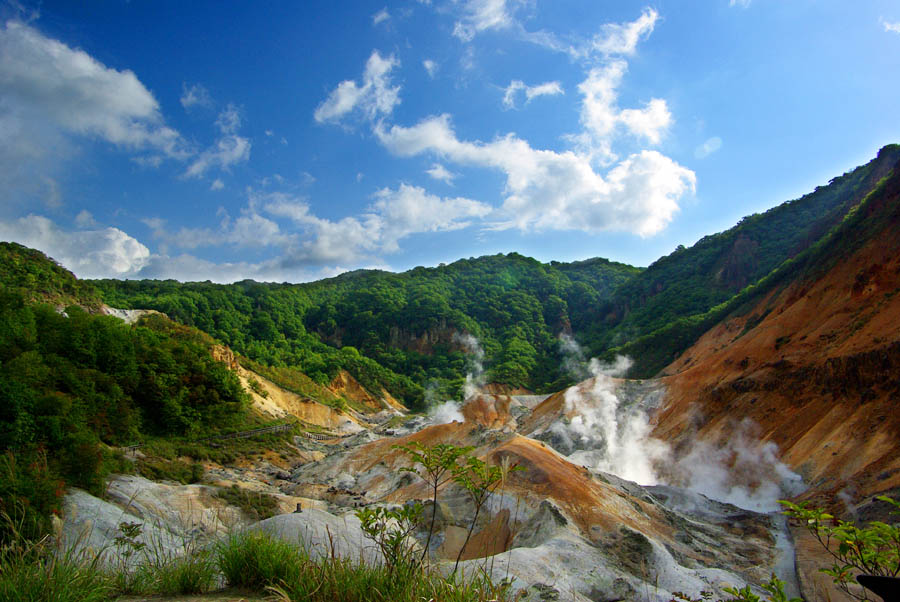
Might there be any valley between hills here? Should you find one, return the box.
[3,146,900,601]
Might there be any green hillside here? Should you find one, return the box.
[94,253,640,402]
[609,145,900,376]
[590,144,900,373]
[0,249,251,540]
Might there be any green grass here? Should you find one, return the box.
[214,485,281,521]
[144,549,218,596]
[137,423,301,470]
[216,530,515,602]
[0,535,112,602]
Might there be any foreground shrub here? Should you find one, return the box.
[782,496,900,601]
[216,530,516,602]
[216,531,304,590]
[148,549,218,596]
[0,526,111,602]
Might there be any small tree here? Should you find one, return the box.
[393,442,473,565]
[452,456,503,574]
[781,496,900,601]
[356,503,423,577]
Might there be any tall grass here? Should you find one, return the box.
[0,515,111,602]
[217,530,517,602]
[0,515,515,601]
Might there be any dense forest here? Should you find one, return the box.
[95,254,640,402]
[0,248,251,538]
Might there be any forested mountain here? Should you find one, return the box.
[89,146,900,389]
[588,144,900,373]
[95,253,640,403]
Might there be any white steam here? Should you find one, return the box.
[551,337,804,510]
[669,419,805,512]
[427,400,465,425]
[454,332,485,399]
[557,355,668,485]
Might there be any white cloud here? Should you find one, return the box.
[729,0,751,8]
[0,214,150,278]
[618,98,671,144]
[0,21,185,156]
[590,7,658,56]
[314,50,400,124]
[262,194,379,264]
[426,163,456,183]
[372,8,390,25]
[145,206,294,251]
[423,59,438,78]
[180,83,213,109]
[521,8,658,61]
[0,20,197,212]
[883,18,900,34]
[502,80,563,108]
[375,115,694,236]
[215,104,241,134]
[577,60,671,155]
[263,185,489,259]
[74,209,97,228]
[694,136,723,159]
[371,184,491,251]
[185,135,250,178]
[42,177,63,208]
[210,178,225,190]
[453,0,519,41]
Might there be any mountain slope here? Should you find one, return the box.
[654,155,900,506]
[93,253,640,401]
[599,144,900,375]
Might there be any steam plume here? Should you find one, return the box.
[454,332,485,398]
[553,337,804,509]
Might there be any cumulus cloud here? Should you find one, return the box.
[695,136,723,159]
[74,210,97,228]
[0,21,184,154]
[210,178,225,191]
[145,206,295,251]
[452,0,520,41]
[423,59,438,78]
[371,183,491,251]
[883,18,900,34]
[375,115,694,236]
[0,20,187,205]
[262,185,489,260]
[180,83,213,109]
[314,50,400,124]
[578,60,672,154]
[182,103,250,178]
[590,7,658,56]
[522,8,658,61]
[215,104,241,134]
[502,80,563,109]
[0,215,150,278]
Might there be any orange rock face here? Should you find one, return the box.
[656,174,900,507]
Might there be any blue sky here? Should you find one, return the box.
[1,0,899,282]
